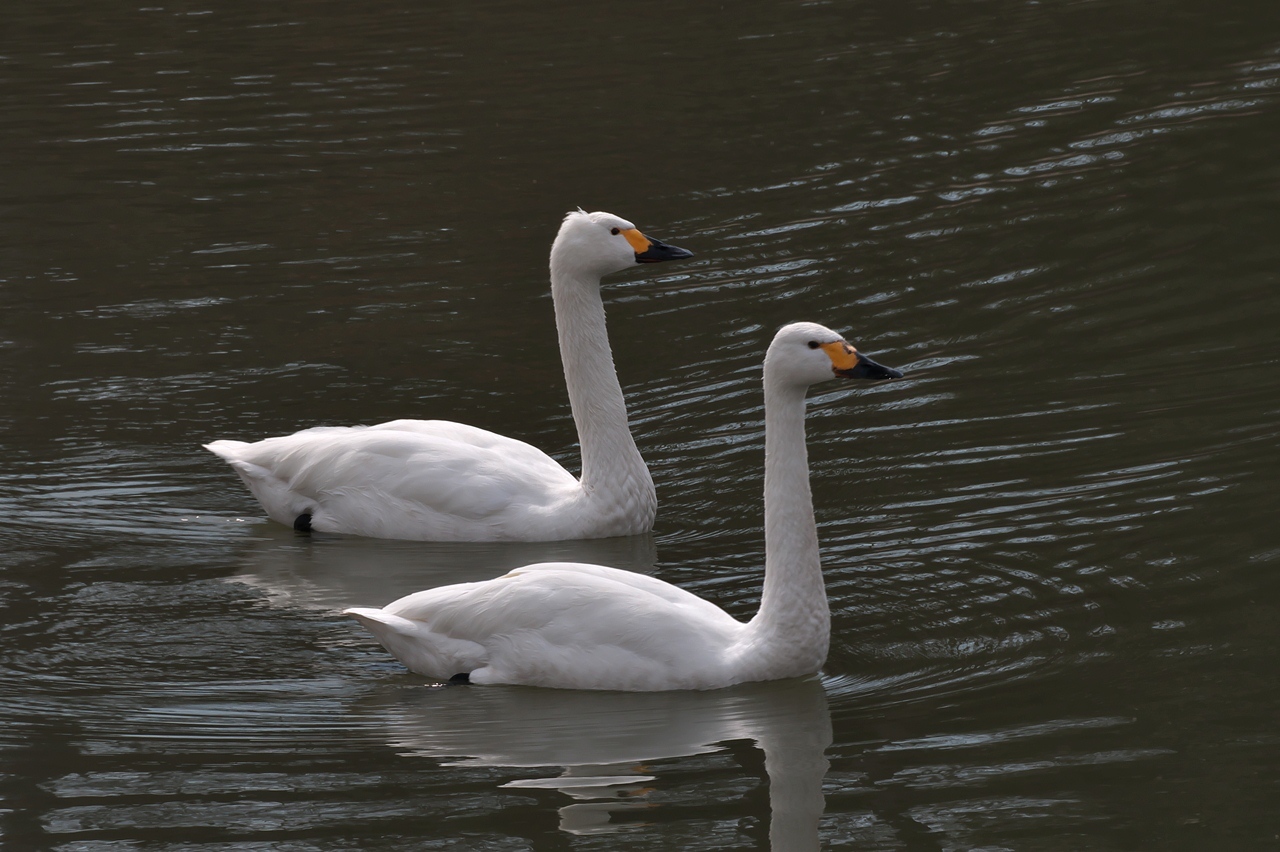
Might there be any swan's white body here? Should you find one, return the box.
[205,211,691,541]
[346,322,903,691]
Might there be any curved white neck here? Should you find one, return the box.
[746,378,830,671]
[548,267,652,506]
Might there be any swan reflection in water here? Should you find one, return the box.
[365,677,831,847]
[228,524,658,612]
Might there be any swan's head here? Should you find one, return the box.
[550,210,694,280]
[765,321,904,387]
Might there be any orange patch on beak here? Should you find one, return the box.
[819,340,860,371]
[621,228,652,254]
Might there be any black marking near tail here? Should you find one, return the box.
[293,513,313,532]
[448,672,471,685]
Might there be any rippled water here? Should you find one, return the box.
[3,0,1278,848]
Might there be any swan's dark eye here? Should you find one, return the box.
[807,340,819,349]
[611,227,620,235]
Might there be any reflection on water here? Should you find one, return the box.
[370,678,830,845]
[232,527,659,611]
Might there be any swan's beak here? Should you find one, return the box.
[841,353,903,380]
[822,341,903,381]
[623,229,695,264]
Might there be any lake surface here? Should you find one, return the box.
[2,0,1278,848]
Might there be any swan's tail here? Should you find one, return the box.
[203,439,251,461]
[343,608,486,682]
[204,440,317,528]
[343,607,418,635]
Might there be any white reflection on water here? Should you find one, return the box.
[229,525,659,611]
[367,678,831,847]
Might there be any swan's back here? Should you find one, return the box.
[205,420,580,540]
[363,562,748,690]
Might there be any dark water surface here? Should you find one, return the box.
[3,0,1278,848]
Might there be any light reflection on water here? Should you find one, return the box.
[371,679,830,842]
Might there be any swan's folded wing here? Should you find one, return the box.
[379,565,747,689]
[384,564,743,650]
[507,562,735,622]
[213,421,578,521]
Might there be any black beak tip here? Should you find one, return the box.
[635,240,694,263]
[839,357,904,381]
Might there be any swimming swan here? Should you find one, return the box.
[204,211,693,541]
[344,322,903,691]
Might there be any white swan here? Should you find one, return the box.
[344,322,903,691]
[205,210,693,541]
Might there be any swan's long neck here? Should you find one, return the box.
[549,266,653,522]
[746,376,830,673]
